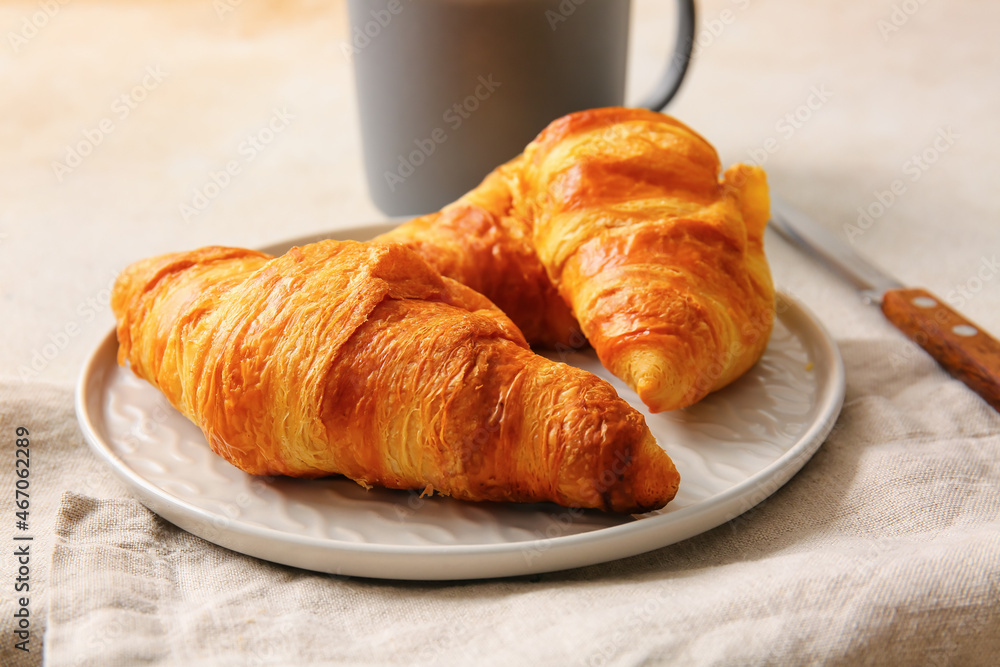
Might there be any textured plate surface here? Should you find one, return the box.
[76,224,845,580]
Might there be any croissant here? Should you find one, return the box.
[375,170,583,349]
[111,240,679,513]
[377,107,775,413]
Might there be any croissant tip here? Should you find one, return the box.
[588,431,680,514]
[631,360,705,414]
[633,368,683,414]
[624,438,680,513]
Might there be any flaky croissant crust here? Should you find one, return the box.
[379,108,775,412]
[112,240,679,513]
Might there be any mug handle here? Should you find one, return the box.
[636,0,697,111]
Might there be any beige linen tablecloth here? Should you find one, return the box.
[1,1,999,665]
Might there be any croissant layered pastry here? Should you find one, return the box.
[111,240,680,513]
[378,107,775,413]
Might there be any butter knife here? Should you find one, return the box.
[769,197,1000,412]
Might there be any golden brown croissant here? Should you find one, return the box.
[375,171,583,349]
[377,107,775,413]
[111,240,679,513]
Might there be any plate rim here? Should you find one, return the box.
[76,227,846,580]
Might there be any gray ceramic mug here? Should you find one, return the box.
[346,0,696,216]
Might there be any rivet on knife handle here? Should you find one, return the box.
[881,287,1000,411]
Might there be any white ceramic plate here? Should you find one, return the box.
[76,224,845,580]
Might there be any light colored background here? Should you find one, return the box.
[2,0,999,385]
[1,1,999,665]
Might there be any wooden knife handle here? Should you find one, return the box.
[881,287,1000,412]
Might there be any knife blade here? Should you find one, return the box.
[769,196,1000,412]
